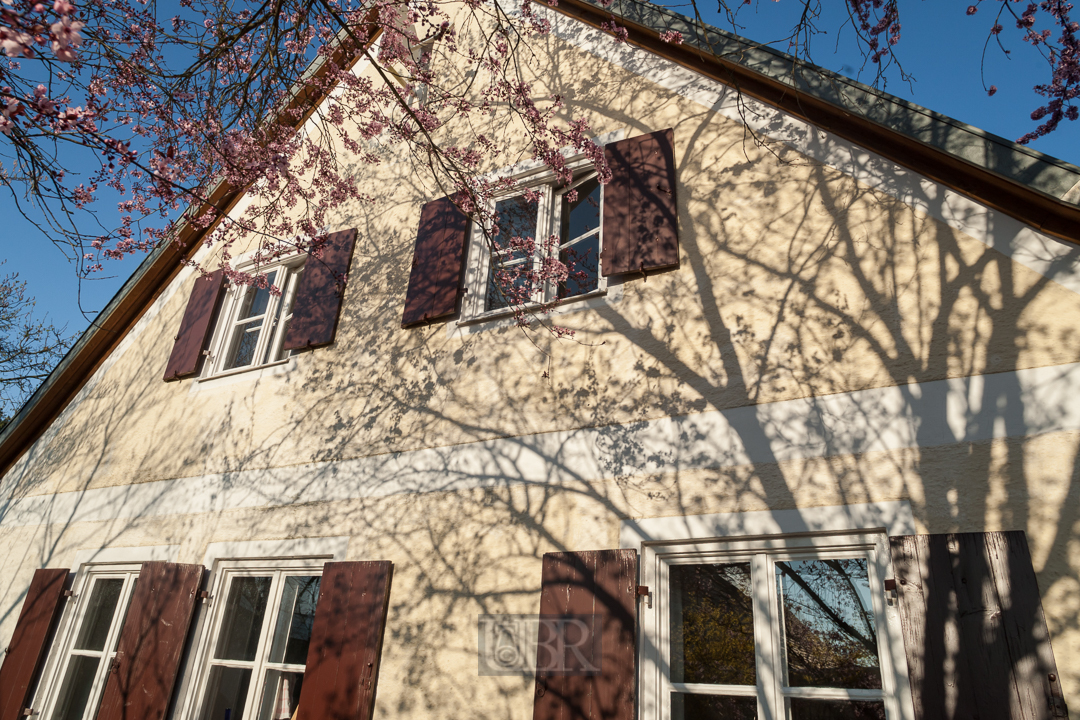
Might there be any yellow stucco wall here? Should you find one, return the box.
[2,7,1079,718]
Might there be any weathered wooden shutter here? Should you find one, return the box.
[533,549,637,720]
[601,128,679,277]
[94,562,204,720]
[401,196,469,327]
[890,531,1069,720]
[0,568,69,720]
[283,228,359,351]
[163,270,226,381]
[296,561,393,720]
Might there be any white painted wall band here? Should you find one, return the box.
[3,362,1078,529]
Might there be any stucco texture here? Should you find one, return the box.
[2,6,1079,719]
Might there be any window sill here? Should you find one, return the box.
[189,356,297,394]
[453,281,622,336]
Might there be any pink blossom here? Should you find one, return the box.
[659,30,683,44]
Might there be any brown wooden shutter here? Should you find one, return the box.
[283,228,359,351]
[533,549,637,720]
[163,270,226,381]
[0,568,69,720]
[94,562,203,720]
[601,128,679,277]
[890,531,1069,720]
[401,196,469,327]
[296,561,393,720]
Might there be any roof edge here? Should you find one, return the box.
[546,0,1080,239]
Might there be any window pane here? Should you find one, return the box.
[789,698,886,720]
[214,576,272,661]
[239,271,277,320]
[201,665,252,720]
[50,655,101,720]
[256,670,304,720]
[74,578,123,651]
[558,233,599,299]
[776,559,882,689]
[485,262,532,311]
[560,177,601,243]
[671,693,757,720]
[669,563,756,685]
[268,575,321,665]
[493,195,537,252]
[486,195,537,311]
[226,320,264,370]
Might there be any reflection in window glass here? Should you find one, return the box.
[267,576,321,665]
[50,656,101,720]
[671,693,757,720]
[776,559,882,690]
[256,670,304,720]
[560,177,601,243]
[789,698,886,719]
[486,195,537,311]
[558,177,601,299]
[74,579,123,652]
[201,665,253,720]
[215,577,272,662]
[669,563,756,686]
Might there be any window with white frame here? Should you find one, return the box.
[202,257,305,378]
[31,565,140,720]
[640,532,911,720]
[462,164,604,319]
[184,560,322,720]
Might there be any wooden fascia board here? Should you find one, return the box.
[544,0,1080,244]
[0,17,383,479]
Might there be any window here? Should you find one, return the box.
[462,164,604,320]
[31,566,140,720]
[641,532,910,720]
[202,258,305,378]
[185,561,322,720]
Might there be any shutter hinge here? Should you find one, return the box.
[636,585,651,608]
[22,709,35,717]
[108,657,121,673]
[62,589,75,598]
[884,578,898,606]
[199,590,212,604]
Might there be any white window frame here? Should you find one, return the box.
[29,563,142,720]
[176,557,326,720]
[460,156,607,323]
[639,530,915,720]
[200,254,306,380]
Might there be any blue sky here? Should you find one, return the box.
[3,0,1078,346]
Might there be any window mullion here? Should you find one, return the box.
[539,185,555,304]
[751,552,780,720]
[530,187,546,305]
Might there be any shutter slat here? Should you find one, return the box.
[283,228,358,351]
[0,568,69,720]
[163,270,226,381]
[296,561,393,720]
[533,549,636,720]
[94,562,204,720]
[890,531,1069,720]
[985,533,1070,718]
[601,128,679,277]
[401,196,469,327]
